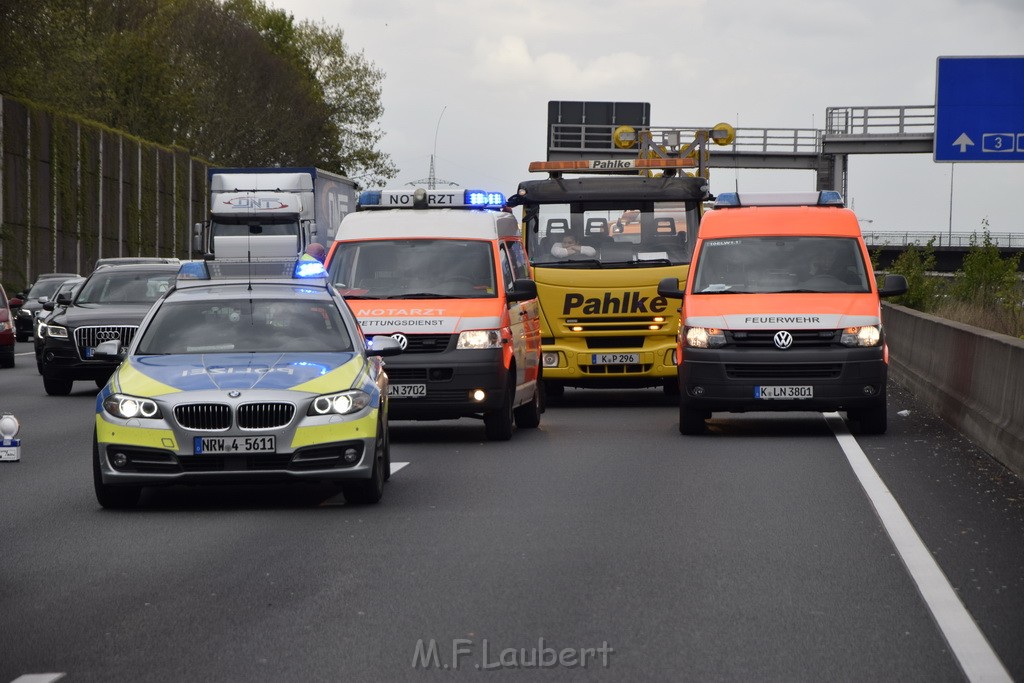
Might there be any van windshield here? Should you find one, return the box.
[327,239,497,299]
[693,237,871,294]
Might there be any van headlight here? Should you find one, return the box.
[685,326,726,349]
[308,390,371,416]
[456,330,503,349]
[840,326,881,347]
[103,394,162,419]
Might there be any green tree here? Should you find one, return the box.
[951,221,1022,316]
[881,239,940,311]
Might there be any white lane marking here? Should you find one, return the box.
[319,462,409,506]
[826,413,1011,683]
[15,351,35,356]
[10,675,66,683]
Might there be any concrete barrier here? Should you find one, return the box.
[882,302,1024,479]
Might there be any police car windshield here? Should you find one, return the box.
[77,270,176,304]
[136,298,353,354]
[528,204,697,267]
[693,237,870,294]
[328,239,497,299]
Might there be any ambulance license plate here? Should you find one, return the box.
[755,386,813,399]
[194,436,276,455]
[591,353,640,365]
[389,384,426,398]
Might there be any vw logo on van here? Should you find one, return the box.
[96,330,121,341]
[773,331,793,349]
[390,333,409,350]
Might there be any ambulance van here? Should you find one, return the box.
[656,191,908,435]
[325,188,543,441]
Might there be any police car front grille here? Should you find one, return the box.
[727,330,837,348]
[725,364,842,380]
[74,325,138,353]
[401,335,453,353]
[175,404,231,431]
[237,403,294,430]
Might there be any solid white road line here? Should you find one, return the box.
[9,674,66,683]
[826,412,1011,683]
[319,462,409,506]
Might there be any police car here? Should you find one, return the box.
[91,236,402,508]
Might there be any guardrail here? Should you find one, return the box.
[862,231,1024,249]
[825,105,935,137]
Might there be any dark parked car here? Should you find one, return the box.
[39,263,179,395]
[0,283,15,368]
[35,276,86,372]
[13,272,79,342]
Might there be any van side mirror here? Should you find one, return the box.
[657,277,685,300]
[192,223,204,253]
[878,273,908,298]
[506,279,538,303]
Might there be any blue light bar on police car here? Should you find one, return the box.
[358,188,506,210]
[714,191,845,208]
[177,257,325,282]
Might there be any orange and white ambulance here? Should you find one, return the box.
[324,188,542,440]
[656,191,908,435]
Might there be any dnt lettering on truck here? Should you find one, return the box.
[324,187,543,441]
[506,124,736,398]
[656,191,908,435]
[194,167,357,257]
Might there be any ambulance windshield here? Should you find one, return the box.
[693,237,871,294]
[328,240,498,299]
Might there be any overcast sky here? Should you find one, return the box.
[273,0,1023,235]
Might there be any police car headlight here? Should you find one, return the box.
[103,394,162,419]
[456,330,502,350]
[308,390,371,416]
[685,326,726,349]
[47,324,69,339]
[840,325,881,347]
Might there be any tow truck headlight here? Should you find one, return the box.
[47,324,68,339]
[840,325,881,347]
[103,394,162,419]
[685,326,726,349]
[456,330,502,350]
[308,390,371,416]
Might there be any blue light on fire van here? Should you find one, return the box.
[464,190,505,207]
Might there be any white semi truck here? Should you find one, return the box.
[194,167,357,256]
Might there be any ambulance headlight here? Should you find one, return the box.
[841,326,881,347]
[685,326,726,349]
[457,330,503,350]
[103,394,162,419]
[309,390,371,416]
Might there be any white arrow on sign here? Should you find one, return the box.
[952,133,975,153]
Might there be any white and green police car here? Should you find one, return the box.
[92,236,401,508]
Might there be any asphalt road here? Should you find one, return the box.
[1,339,1023,682]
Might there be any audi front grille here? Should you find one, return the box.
[74,325,139,356]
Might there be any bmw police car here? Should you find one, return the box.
[91,236,402,508]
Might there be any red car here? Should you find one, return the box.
[0,283,15,368]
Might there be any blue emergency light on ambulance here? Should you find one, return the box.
[357,188,506,210]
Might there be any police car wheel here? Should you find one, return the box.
[92,434,141,509]
[513,384,541,429]
[484,379,515,441]
[43,376,74,396]
[679,406,707,435]
[342,428,385,504]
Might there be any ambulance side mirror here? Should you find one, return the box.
[657,277,685,300]
[506,279,537,303]
[878,274,908,298]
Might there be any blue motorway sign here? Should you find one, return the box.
[934,56,1024,163]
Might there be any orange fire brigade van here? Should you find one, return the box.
[657,191,908,435]
[324,188,542,441]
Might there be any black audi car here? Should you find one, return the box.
[13,272,80,341]
[39,263,180,395]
